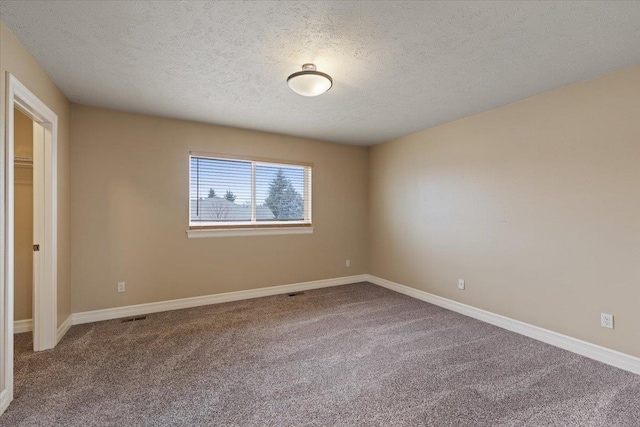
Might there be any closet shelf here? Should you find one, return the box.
[14,156,33,168]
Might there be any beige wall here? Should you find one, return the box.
[14,109,33,321]
[369,65,640,357]
[1,20,72,328]
[70,105,369,312]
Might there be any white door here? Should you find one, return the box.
[31,122,45,351]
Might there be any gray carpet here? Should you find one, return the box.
[2,282,639,426]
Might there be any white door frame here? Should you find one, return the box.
[1,73,58,414]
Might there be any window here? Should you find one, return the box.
[189,152,312,236]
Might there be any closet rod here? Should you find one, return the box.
[14,156,33,168]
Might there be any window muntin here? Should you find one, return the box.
[189,154,312,228]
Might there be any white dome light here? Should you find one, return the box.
[287,63,333,97]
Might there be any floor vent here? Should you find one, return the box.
[121,316,147,323]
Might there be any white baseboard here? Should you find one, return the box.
[0,389,9,416]
[56,315,73,343]
[72,274,369,325]
[13,316,72,341]
[14,319,32,334]
[366,275,640,375]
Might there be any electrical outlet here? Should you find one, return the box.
[458,279,465,290]
[346,259,351,267]
[601,313,613,329]
[118,282,126,293]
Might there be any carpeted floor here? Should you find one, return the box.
[2,282,639,426]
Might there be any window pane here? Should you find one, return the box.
[190,157,252,223]
[255,163,305,222]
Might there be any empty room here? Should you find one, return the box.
[0,1,639,426]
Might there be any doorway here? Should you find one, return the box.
[13,109,37,339]
[1,74,58,414]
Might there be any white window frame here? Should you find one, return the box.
[187,152,313,238]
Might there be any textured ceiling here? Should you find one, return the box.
[1,1,640,145]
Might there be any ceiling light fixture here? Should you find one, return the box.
[287,63,333,97]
